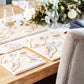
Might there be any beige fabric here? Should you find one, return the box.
[56,29,84,84]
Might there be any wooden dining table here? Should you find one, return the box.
[0,4,60,84]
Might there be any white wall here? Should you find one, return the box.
[0,0,6,6]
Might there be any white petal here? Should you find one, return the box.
[68,9,77,19]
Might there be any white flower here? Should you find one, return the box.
[24,8,35,20]
[78,1,81,5]
[68,9,77,19]
[61,6,64,10]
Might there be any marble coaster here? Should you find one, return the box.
[0,48,46,75]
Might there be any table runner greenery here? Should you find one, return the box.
[24,0,84,25]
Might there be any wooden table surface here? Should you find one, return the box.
[0,4,60,84]
[0,4,24,18]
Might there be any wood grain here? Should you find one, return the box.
[0,60,60,84]
[0,4,24,18]
[0,47,60,84]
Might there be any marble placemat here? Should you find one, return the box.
[27,29,67,61]
[0,48,46,75]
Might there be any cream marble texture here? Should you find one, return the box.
[0,38,28,54]
[0,29,67,61]
[0,23,47,45]
[27,29,67,61]
[0,48,46,75]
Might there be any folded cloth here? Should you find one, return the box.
[70,18,84,29]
